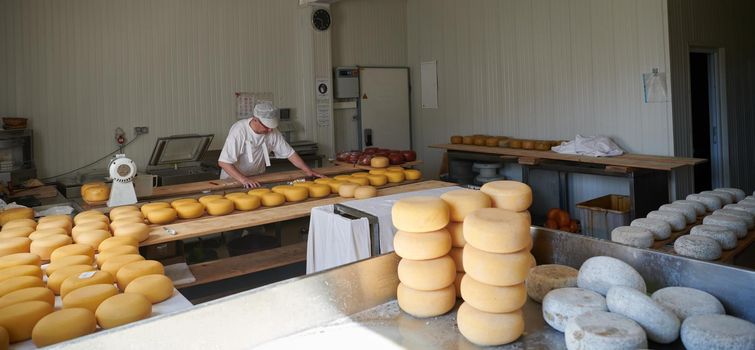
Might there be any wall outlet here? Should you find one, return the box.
[134,126,149,135]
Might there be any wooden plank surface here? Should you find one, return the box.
[651,217,701,249]
[330,160,423,170]
[651,223,754,264]
[140,180,455,246]
[430,144,706,171]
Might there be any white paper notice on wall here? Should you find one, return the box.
[315,78,331,127]
[642,70,668,103]
[236,92,274,119]
[421,61,438,109]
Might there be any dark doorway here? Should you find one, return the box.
[690,52,712,192]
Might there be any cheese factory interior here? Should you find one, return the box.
[0,0,754,348]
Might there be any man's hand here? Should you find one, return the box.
[239,177,261,189]
[306,170,325,178]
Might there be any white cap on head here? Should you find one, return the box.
[253,102,279,129]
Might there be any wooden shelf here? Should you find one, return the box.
[329,160,423,170]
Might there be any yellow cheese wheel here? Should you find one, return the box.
[479,180,533,212]
[346,176,370,186]
[308,184,331,198]
[0,226,34,239]
[73,210,105,224]
[397,256,456,291]
[100,254,144,277]
[0,301,54,343]
[463,208,531,253]
[0,287,55,309]
[385,171,405,183]
[98,236,138,252]
[75,214,110,226]
[108,212,144,225]
[404,169,422,180]
[60,270,115,298]
[370,156,389,168]
[449,246,464,272]
[354,186,378,199]
[391,196,450,233]
[83,186,110,202]
[292,181,314,188]
[109,218,145,233]
[313,178,333,185]
[366,174,388,186]
[30,235,72,260]
[116,260,164,290]
[463,244,532,287]
[28,228,69,241]
[108,206,140,219]
[334,175,352,181]
[460,274,526,313]
[283,186,309,202]
[139,202,171,217]
[50,243,94,262]
[230,195,261,211]
[338,183,359,198]
[260,193,286,207]
[447,222,465,248]
[224,192,248,199]
[455,272,464,298]
[440,189,492,222]
[271,185,293,194]
[198,195,224,205]
[0,276,44,298]
[95,293,151,329]
[396,283,455,318]
[0,237,32,257]
[174,202,205,219]
[393,229,451,260]
[350,172,370,178]
[62,284,119,313]
[74,230,112,250]
[0,208,34,226]
[327,180,348,193]
[113,222,150,243]
[247,188,271,197]
[457,302,524,346]
[95,245,139,267]
[31,308,96,347]
[36,217,74,232]
[146,208,177,225]
[206,198,235,216]
[45,255,94,276]
[0,253,40,270]
[2,218,37,231]
[38,215,72,224]
[124,274,174,303]
[170,198,198,208]
[369,169,387,175]
[71,221,110,239]
[47,265,96,295]
[80,182,105,196]
[387,166,405,172]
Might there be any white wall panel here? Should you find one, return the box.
[331,0,407,68]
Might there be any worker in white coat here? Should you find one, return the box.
[218,102,323,188]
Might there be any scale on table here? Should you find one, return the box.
[146,134,218,186]
[106,154,138,207]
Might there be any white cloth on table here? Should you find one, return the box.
[552,135,624,157]
[306,205,371,274]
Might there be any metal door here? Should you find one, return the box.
[358,67,411,150]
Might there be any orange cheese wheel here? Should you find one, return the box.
[393,229,452,260]
[198,195,223,205]
[333,175,352,181]
[62,284,119,313]
[45,255,94,276]
[463,245,532,287]
[95,245,140,267]
[398,256,456,291]
[369,169,387,175]
[206,199,235,216]
[74,230,112,250]
[80,182,105,195]
[247,188,271,197]
[30,235,72,260]
[0,226,34,239]
[0,265,42,284]
[139,202,171,217]
[73,211,104,224]
[47,265,96,295]
[50,244,94,262]
[108,206,140,219]
[230,195,261,211]
[260,193,286,207]
[292,181,315,188]
[346,177,370,186]
[2,218,37,231]
[100,254,145,277]
[83,186,110,202]
[110,219,145,233]
[36,220,73,233]
[385,171,405,183]
[0,276,44,298]
[98,236,138,252]
[60,270,114,298]
[404,169,422,180]
[75,214,110,226]
[124,274,174,304]
[350,172,370,178]
[0,287,55,309]
[146,208,177,225]
[174,203,206,219]
[31,307,97,347]
[95,293,151,329]
[307,184,331,198]
[0,253,40,270]
[116,260,164,290]
[479,180,533,212]
[168,199,197,209]
[440,189,492,222]
[0,300,54,343]
[28,228,69,241]
[0,208,35,226]
[71,221,110,240]
[38,215,72,226]
[338,183,360,198]
[271,185,293,194]
[0,237,32,257]
[396,283,455,318]
[370,157,389,168]
[224,192,248,199]
[313,178,333,185]
[387,166,405,172]
[366,174,388,186]
[108,211,144,225]
[112,223,150,243]
[283,186,309,202]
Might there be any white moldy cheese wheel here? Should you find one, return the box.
[565,311,647,350]
[712,208,754,229]
[463,244,531,287]
[446,222,465,248]
[526,264,579,303]
[439,189,491,222]
[681,314,755,350]
[30,235,73,260]
[577,256,646,295]
[701,190,735,204]
[606,285,680,344]
[457,302,524,346]
[659,204,697,224]
[448,247,463,272]
[31,308,96,347]
[353,186,377,199]
[673,199,707,216]
[690,225,737,250]
[686,193,723,211]
[714,187,746,201]
[463,208,531,254]
[396,283,455,318]
[610,226,654,248]
[397,256,455,291]
[460,274,526,313]
[542,287,607,332]
[647,210,686,231]
[124,274,174,304]
[391,196,449,233]
[630,218,671,240]
[724,203,755,216]
[95,293,152,329]
[393,229,451,260]
[650,286,724,321]
[702,215,747,238]
[0,300,54,343]
[479,180,532,212]
[674,235,721,261]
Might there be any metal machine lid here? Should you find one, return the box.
[148,134,213,166]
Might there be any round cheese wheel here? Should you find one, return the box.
[0,301,54,343]
[333,175,352,181]
[0,276,44,298]
[146,208,177,225]
[463,245,531,287]
[0,253,40,270]
[647,210,687,231]
[307,184,331,198]
[139,202,171,217]
[686,193,723,211]
[283,186,309,202]
[702,215,747,238]
[260,193,286,207]
[0,287,55,309]
[525,264,579,303]
[0,208,35,226]
[95,245,140,267]
[354,186,377,199]
[673,200,707,216]
[713,208,754,229]
[714,187,746,202]
[690,225,737,250]
[60,270,115,298]
[606,285,680,344]
[366,174,387,186]
[62,284,119,313]
[101,254,145,277]
[463,208,531,253]
[0,226,34,239]
[113,222,150,243]
[198,195,224,205]
[36,219,72,233]
[461,274,526,313]
[292,182,314,188]
[439,189,491,222]
[479,181,533,212]
[47,265,95,295]
[206,198,235,216]
[396,283,455,318]
[0,237,31,259]
[108,211,144,224]
[45,255,94,276]
[338,183,359,198]
[651,286,724,321]
[75,214,110,226]
[28,228,69,241]
[30,235,72,260]
[454,272,464,298]
[448,246,463,272]
[701,190,735,205]
[34,213,67,224]
[457,302,524,346]
[384,171,405,183]
[450,135,463,144]
[83,186,110,202]
[109,217,145,233]
[681,314,755,350]
[0,265,42,283]
[576,256,646,296]
[71,221,110,239]
[124,274,174,303]
[95,293,152,329]
[446,222,465,248]
[393,229,451,260]
[229,195,261,211]
[724,203,755,216]
[391,196,449,233]
[346,177,369,186]
[247,188,271,197]
[660,204,697,224]
[116,260,164,290]
[370,156,389,168]
[565,311,647,350]
[50,244,94,262]
[2,218,37,231]
[327,180,347,194]
[73,210,103,223]
[403,169,422,181]
[98,236,138,252]
[462,136,474,144]
[397,256,455,291]
[174,202,205,219]
[108,206,140,219]
[313,178,333,185]
[74,230,112,250]
[224,192,248,199]
[542,287,607,332]
[630,218,671,240]
[386,166,404,172]
[350,172,369,178]
[31,308,96,347]
[610,226,654,248]
[674,235,722,260]
[271,185,292,194]
[368,169,387,175]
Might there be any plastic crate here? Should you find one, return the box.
[576,194,631,240]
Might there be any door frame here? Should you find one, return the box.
[355,66,412,150]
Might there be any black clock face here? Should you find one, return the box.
[312,8,331,31]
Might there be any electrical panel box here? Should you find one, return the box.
[334,67,359,99]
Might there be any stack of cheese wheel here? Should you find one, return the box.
[30,215,77,261]
[392,197,455,318]
[0,217,36,257]
[439,189,492,298]
[459,180,533,346]
[106,207,150,244]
